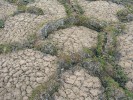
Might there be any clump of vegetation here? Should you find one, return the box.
[104,23,125,35]
[17,4,27,13]
[107,0,133,6]
[103,23,125,58]
[59,52,83,70]
[64,3,73,16]
[26,6,44,15]
[27,33,38,48]
[0,19,5,28]
[16,5,44,15]
[113,65,128,88]
[5,0,17,3]
[93,26,127,87]
[72,3,84,15]
[102,76,127,99]
[117,8,133,22]
[58,0,84,16]
[34,41,58,56]
[0,42,24,54]
[57,0,74,16]
[29,75,60,100]
[7,0,35,14]
[0,44,12,54]
[17,0,34,5]
[81,21,132,99]
[5,0,34,4]
[124,89,133,99]
[76,16,107,32]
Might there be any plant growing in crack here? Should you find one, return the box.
[0,19,5,28]
[29,75,60,100]
[34,41,58,56]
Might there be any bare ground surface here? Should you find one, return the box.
[0,0,66,45]
[0,0,17,20]
[48,26,98,55]
[0,49,58,100]
[77,0,124,22]
[54,67,104,100]
[0,0,133,100]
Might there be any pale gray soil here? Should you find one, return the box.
[0,0,133,100]
[0,0,66,45]
[48,26,98,55]
[77,0,124,22]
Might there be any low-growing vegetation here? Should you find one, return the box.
[17,4,27,12]
[26,6,44,15]
[0,19,5,28]
[5,0,34,5]
[57,18,132,99]
[117,8,133,22]
[0,44,12,54]
[16,5,44,15]
[0,42,24,54]
[107,0,133,6]
[1,0,133,99]
[34,41,58,56]
[76,15,107,32]
[58,0,84,16]
[5,0,17,3]
[29,75,60,100]
[58,52,83,70]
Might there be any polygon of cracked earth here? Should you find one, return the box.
[77,0,124,22]
[27,0,66,17]
[0,0,66,45]
[0,49,58,100]
[117,21,133,92]
[0,0,17,20]
[48,26,98,55]
[54,67,104,100]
